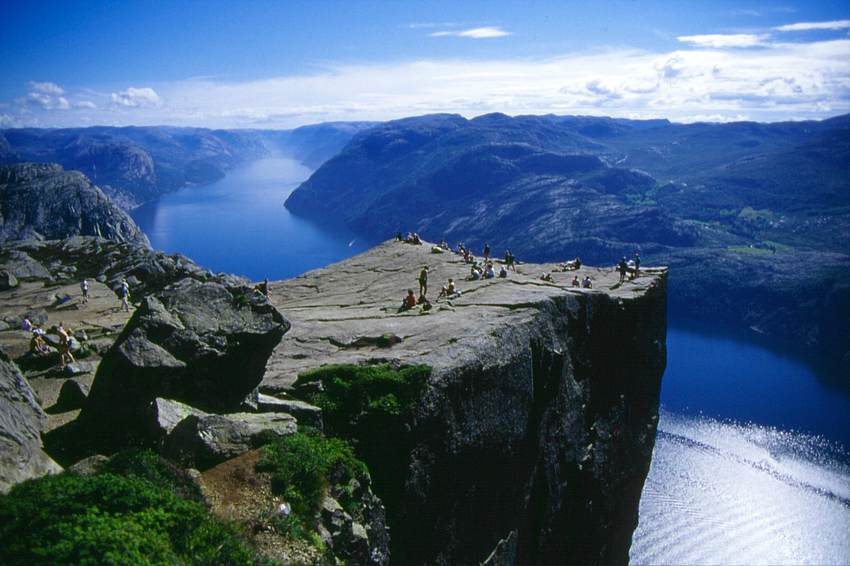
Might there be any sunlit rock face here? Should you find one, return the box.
[261,240,667,565]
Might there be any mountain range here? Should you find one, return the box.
[284,113,849,360]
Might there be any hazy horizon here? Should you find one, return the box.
[2,0,848,130]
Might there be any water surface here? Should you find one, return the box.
[131,157,374,282]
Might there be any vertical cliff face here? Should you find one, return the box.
[261,240,667,565]
[397,285,665,565]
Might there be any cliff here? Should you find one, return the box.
[260,240,667,564]
[0,235,665,564]
[0,163,150,248]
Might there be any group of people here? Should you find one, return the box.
[22,318,75,367]
[570,275,593,288]
[617,253,642,283]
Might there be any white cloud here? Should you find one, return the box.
[16,82,71,110]
[677,34,769,48]
[110,87,163,108]
[775,20,850,32]
[3,34,847,129]
[26,81,65,96]
[431,27,512,38]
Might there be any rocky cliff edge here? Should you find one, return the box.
[261,240,667,565]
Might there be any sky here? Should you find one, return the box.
[1,0,848,130]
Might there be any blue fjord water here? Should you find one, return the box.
[131,158,850,565]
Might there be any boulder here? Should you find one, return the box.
[159,406,297,470]
[257,393,323,428]
[50,378,92,412]
[0,270,18,290]
[77,278,289,452]
[0,350,62,492]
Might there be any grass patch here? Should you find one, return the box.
[0,450,269,566]
[293,363,431,436]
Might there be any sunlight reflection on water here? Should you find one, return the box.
[630,409,850,566]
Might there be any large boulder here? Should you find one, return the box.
[0,351,62,493]
[76,278,290,452]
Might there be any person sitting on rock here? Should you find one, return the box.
[541,272,554,282]
[582,276,593,288]
[439,278,458,297]
[469,265,481,280]
[254,278,269,297]
[499,265,508,278]
[30,332,48,355]
[571,276,580,287]
[21,318,35,332]
[399,289,418,312]
[483,262,496,279]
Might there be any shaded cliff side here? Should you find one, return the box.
[0,163,150,248]
[261,240,667,565]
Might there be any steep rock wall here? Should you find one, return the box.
[261,240,666,565]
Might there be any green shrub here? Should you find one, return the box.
[0,451,263,566]
[256,430,367,537]
[293,363,431,434]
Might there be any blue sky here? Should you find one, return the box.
[2,0,848,129]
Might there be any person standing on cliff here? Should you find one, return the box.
[632,253,642,280]
[618,257,628,283]
[484,242,490,261]
[419,266,429,297]
[80,279,88,303]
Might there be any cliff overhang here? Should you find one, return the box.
[261,240,667,565]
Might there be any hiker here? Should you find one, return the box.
[55,323,69,345]
[57,340,74,368]
[439,238,449,249]
[582,276,593,288]
[618,257,628,283]
[571,276,580,287]
[80,279,89,302]
[399,289,417,312]
[120,278,131,311]
[632,253,642,279]
[505,250,516,271]
[418,266,429,297]
[254,278,269,297]
[484,242,490,260]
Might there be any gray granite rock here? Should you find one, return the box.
[0,350,62,492]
